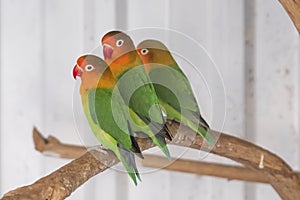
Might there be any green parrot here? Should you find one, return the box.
[73,54,143,185]
[136,40,213,144]
[101,31,172,159]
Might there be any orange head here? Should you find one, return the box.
[73,55,114,93]
[137,40,173,72]
[101,30,136,65]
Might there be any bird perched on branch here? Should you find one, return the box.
[101,31,172,159]
[137,40,213,143]
[73,55,142,185]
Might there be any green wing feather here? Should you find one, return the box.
[116,66,171,158]
[149,65,213,143]
[88,88,132,149]
[128,108,171,159]
[117,66,163,124]
[149,66,199,118]
[86,88,142,184]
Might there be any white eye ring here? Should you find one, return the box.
[85,65,95,71]
[140,48,149,55]
[116,39,124,47]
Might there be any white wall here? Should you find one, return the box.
[0,0,299,199]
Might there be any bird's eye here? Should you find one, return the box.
[85,65,95,71]
[140,48,149,55]
[116,39,124,47]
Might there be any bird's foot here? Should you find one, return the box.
[98,144,107,150]
[96,144,109,155]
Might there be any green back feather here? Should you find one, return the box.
[116,66,171,158]
[85,88,142,184]
[149,65,199,115]
[117,66,164,124]
[149,64,213,144]
[88,88,132,149]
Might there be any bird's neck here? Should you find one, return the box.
[109,51,141,79]
[154,51,176,66]
[80,70,116,96]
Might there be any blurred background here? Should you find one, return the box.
[0,0,299,199]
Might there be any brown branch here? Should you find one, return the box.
[279,0,300,33]
[2,149,117,200]
[31,130,300,184]
[33,127,86,159]
[2,123,300,200]
[142,155,300,184]
[143,155,268,183]
[187,128,300,200]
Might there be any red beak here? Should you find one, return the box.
[103,45,113,60]
[73,65,82,79]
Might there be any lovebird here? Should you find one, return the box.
[101,31,172,159]
[137,40,213,143]
[73,54,143,185]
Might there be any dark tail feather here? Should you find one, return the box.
[159,104,173,141]
[118,146,141,183]
[155,132,167,146]
[163,123,172,141]
[130,135,144,159]
[199,115,210,129]
[192,111,210,129]
[125,148,141,181]
[137,113,172,141]
[134,112,171,159]
[157,124,172,141]
[127,121,144,159]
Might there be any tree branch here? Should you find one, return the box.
[189,129,300,200]
[143,155,269,183]
[2,148,117,200]
[31,129,300,184]
[2,122,300,200]
[33,127,86,159]
[141,155,300,184]
[278,0,300,33]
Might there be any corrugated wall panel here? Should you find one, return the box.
[0,0,45,194]
[254,0,300,199]
[42,0,86,199]
[168,0,246,199]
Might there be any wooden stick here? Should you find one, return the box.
[33,127,86,159]
[2,123,300,200]
[32,130,300,185]
[2,149,117,200]
[141,155,300,184]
